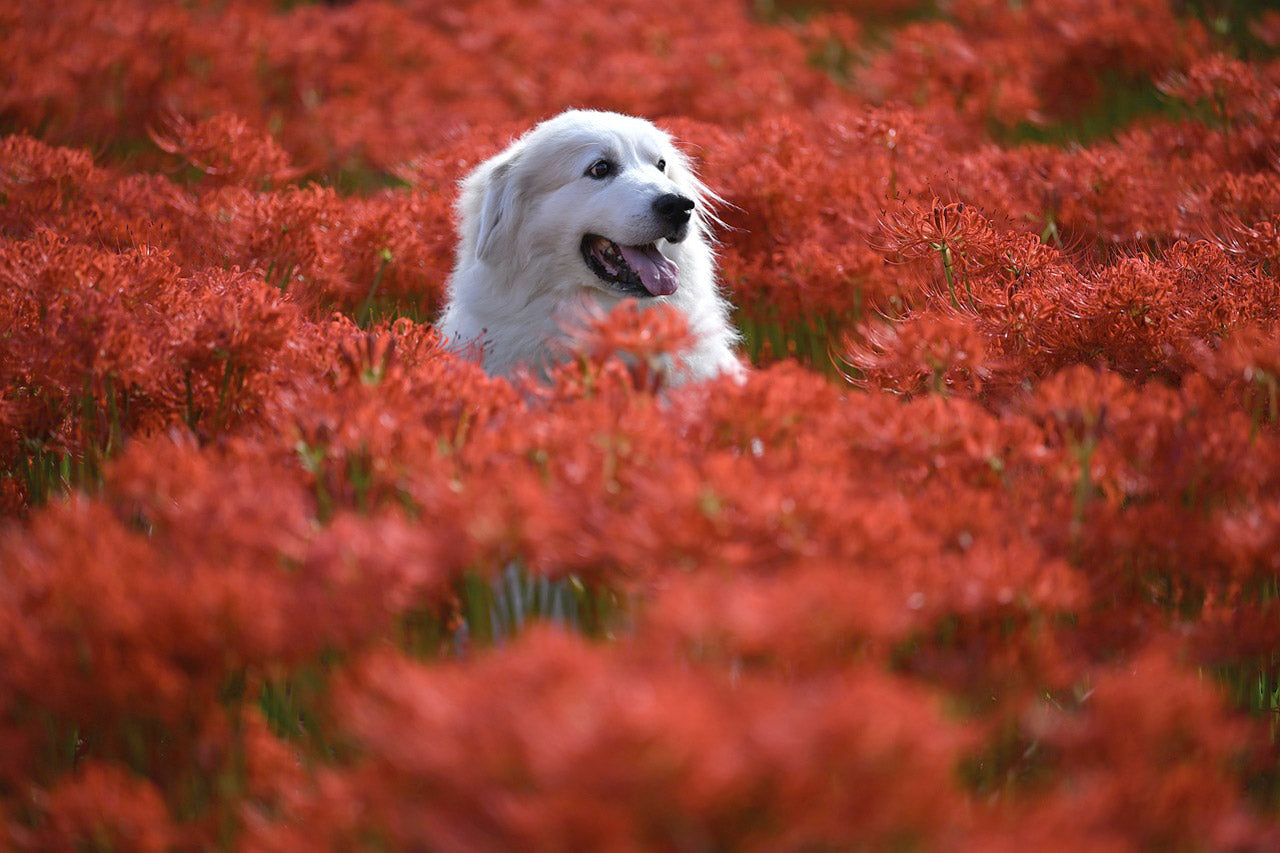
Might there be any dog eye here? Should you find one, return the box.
[656,158,666,172]
[585,159,613,179]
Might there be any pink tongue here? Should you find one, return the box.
[618,244,679,296]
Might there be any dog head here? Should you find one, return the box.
[456,109,715,301]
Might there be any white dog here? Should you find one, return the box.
[436,109,742,384]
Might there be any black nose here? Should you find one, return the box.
[653,193,695,227]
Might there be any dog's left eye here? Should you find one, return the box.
[656,158,666,172]
[585,159,613,179]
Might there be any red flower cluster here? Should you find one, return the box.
[861,0,1207,126]
[4,0,1280,848]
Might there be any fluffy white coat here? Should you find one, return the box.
[436,109,742,383]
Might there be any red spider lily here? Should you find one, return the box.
[30,762,178,853]
[539,301,698,397]
[862,0,1207,129]
[877,200,998,264]
[1191,325,1280,432]
[0,231,300,471]
[1212,211,1280,272]
[3,0,1280,846]
[250,629,974,851]
[841,310,1011,397]
[1004,646,1261,849]
[149,112,304,188]
[2,0,847,172]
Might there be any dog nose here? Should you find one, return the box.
[653,193,695,227]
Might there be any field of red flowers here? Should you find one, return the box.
[4,0,1280,848]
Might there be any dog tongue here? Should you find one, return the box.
[619,244,679,296]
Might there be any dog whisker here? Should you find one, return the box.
[437,109,746,385]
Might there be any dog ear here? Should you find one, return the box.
[472,157,522,263]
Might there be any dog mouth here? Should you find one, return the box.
[580,235,678,297]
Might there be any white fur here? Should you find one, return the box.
[437,109,743,384]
